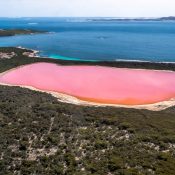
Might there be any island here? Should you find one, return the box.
[0,47,175,174]
[0,29,46,37]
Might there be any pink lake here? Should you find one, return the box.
[0,62,175,105]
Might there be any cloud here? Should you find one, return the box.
[0,0,174,17]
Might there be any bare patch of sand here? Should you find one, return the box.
[0,52,16,59]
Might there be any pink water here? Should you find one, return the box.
[0,62,175,105]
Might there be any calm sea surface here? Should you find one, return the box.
[0,17,175,62]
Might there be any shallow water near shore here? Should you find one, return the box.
[1,18,175,62]
[48,54,98,62]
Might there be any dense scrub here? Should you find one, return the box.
[0,86,175,174]
[0,29,45,37]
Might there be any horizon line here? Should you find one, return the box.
[0,16,174,18]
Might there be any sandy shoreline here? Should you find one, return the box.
[0,82,175,111]
[1,63,175,111]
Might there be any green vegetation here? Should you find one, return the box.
[0,29,46,37]
[0,86,175,174]
[0,47,175,174]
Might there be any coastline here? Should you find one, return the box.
[1,46,175,71]
[20,46,175,64]
[12,47,175,72]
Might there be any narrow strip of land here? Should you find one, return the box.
[0,29,46,37]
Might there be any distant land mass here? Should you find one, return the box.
[0,29,46,37]
[0,17,175,23]
[159,16,175,20]
[87,16,175,22]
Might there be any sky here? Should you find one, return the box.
[0,0,175,17]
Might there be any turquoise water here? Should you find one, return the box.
[49,54,98,62]
[0,17,175,62]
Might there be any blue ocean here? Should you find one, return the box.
[0,17,175,62]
